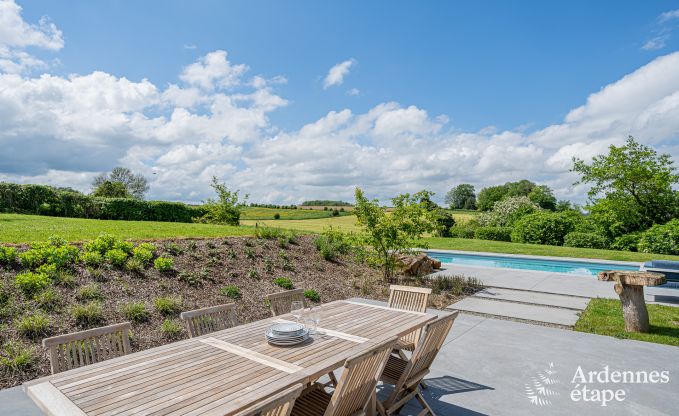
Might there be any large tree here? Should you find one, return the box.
[93,167,149,199]
[445,184,476,210]
[478,180,556,211]
[572,136,679,237]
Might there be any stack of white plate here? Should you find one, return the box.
[265,322,309,346]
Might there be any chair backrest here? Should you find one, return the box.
[388,285,432,347]
[266,289,305,317]
[325,336,397,416]
[387,285,431,313]
[232,383,303,416]
[180,303,238,338]
[397,311,458,389]
[42,322,132,374]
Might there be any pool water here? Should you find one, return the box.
[427,251,640,276]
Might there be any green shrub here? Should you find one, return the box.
[15,272,50,296]
[81,251,104,267]
[511,212,576,246]
[220,285,241,299]
[54,270,76,287]
[16,312,52,339]
[125,258,145,274]
[36,263,58,280]
[132,247,154,266]
[638,219,679,255]
[247,269,259,279]
[163,242,183,256]
[474,226,512,242]
[611,232,642,252]
[70,302,104,327]
[160,319,183,339]
[0,340,37,374]
[34,288,61,311]
[448,225,476,239]
[105,248,128,267]
[430,274,484,295]
[273,277,294,290]
[433,209,456,237]
[0,246,18,266]
[137,242,157,252]
[154,257,174,272]
[304,289,320,302]
[255,226,295,242]
[273,213,281,219]
[18,249,47,270]
[478,196,540,227]
[178,271,202,287]
[77,284,103,301]
[84,233,117,254]
[121,301,149,322]
[563,232,609,249]
[154,296,183,316]
[314,227,351,261]
[114,241,134,255]
[244,247,256,259]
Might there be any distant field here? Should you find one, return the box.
[241,215,361,232]
[242,206,351,220]
[0,213,252,243]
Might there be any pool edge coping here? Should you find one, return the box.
[419,248,642,267]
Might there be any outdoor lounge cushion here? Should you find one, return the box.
[642,260,679,283]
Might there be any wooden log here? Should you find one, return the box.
[598,270,666,333]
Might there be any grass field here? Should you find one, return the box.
[3,212,678,262]
[0,213,253,243]
[241,206,351,220]
[575,299,679,346]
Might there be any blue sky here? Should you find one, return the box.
[2,1,679,204]
[19,0,676,131]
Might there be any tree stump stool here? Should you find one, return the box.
[597,270,666,333]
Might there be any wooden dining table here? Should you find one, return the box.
[23,300,436,416]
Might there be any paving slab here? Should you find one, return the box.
[474,287,590,310]
[449,297,581,327]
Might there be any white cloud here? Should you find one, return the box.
[642,34,669,50]
[323,58,355,89]
[0,0,62,74]
[179,50,248,90]
[2,4,679,205]
[659,9,679,23]
[347,87,360,96]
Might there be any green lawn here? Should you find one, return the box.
[241,206,351,220]
[575,299,679,347]
[422,237,679,262]
[241,215,362,232]
[0,213,253,243]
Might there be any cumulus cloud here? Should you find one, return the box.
[0,0,62,73]
[323,58,355,89]
[2,4,679,205]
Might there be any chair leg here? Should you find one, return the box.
[325,371,338,387]
[415,391,436,416]
[420,380,428,389]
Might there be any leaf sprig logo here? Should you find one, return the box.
[524,362,561,406]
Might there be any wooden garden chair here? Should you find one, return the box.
[291,336,397,416]
[42,322,132,374]
[377,311,459,416]
[180,303,238,338]
[232,384,304,416]
[387,285,432,355]
[266,289,306,317]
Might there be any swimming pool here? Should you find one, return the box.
[426,251,640,276]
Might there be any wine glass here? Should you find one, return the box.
[307,306,321,334]
[291,301,304,323]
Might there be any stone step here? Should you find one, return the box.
[473,287,590,310]
[447,297,581,328]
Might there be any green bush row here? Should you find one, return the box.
[0,183,206,223]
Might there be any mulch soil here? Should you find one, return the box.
[0,235,472,388]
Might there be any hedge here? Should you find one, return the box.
[474,226,512,242]
[563,232,609,249]
[638,219,679,255]
[511,211,576,246]
[0,183,205,223]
